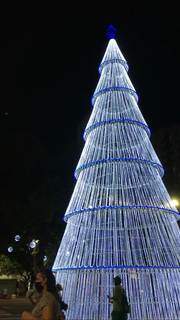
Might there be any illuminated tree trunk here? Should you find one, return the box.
[53,27,180,320]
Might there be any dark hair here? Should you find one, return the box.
[37,269,68,311]
[37,269,59,301]
[56,283,63,291]
[114,276,122,285]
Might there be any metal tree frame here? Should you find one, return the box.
[53,34,180,320]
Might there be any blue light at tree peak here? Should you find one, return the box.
[106,24,117,39]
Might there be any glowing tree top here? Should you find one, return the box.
[53,26,180,320]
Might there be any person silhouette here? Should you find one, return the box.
[108,276,130,320]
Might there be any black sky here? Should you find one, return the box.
[0,5,180,247]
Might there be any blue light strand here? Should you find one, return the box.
[53,264,180,272]
[98,58,129,74]
[74,156,164,178]
[64,204,179,222]
[92,86,138,106]
[83,117,151,140]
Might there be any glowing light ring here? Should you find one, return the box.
[92,86,138,106]
[84,118,150,140]
[53,264,180,272]
[99,58,129,73]
[64,204,179,221]
[75,157,164,178]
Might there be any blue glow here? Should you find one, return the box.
[106,24,117,39]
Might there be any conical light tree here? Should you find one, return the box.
[53,26,180,320]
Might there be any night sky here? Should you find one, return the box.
[0,6,180,250]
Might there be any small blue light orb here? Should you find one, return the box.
[8,246,13,253]
[43,255,47,262]
[15,235,21,242]
[29,240,36,249]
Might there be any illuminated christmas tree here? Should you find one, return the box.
[53,26,180,320]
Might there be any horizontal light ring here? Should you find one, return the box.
[75,157,164,178]
[92,86,138,106]
[98,58,129,73]
[84,117,151,140]
[64,204,179,222]
[53,264,180,272]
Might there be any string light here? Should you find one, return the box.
[14,235,21,242]
[29,240,37,249]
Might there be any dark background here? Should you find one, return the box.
[0,5,180,262]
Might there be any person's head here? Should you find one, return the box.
[113,276,122,286]
[35,269,57,295]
